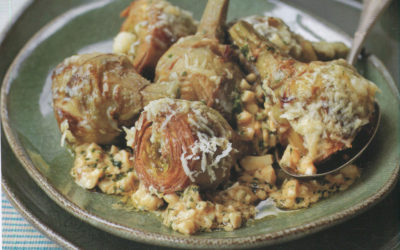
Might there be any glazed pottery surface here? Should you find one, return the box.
[1,0,399,248]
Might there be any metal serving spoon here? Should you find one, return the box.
[347,0,393,65]
[276,0,390,179]
[276,103,381,179]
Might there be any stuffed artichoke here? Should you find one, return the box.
[52,53,179,145]
[229,21,378,175]
[131,98,237,193]
[154,0,243,122]
[113,0,197,79]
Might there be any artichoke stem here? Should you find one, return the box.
[229,20,290,78]
[197,0,229,41]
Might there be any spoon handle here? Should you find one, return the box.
[347,0,392,65]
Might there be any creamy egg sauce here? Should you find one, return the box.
[71,142,360,235]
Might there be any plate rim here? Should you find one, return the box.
[1,1,399,249]
[1,179,78,249]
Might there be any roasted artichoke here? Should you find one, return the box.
[229,21,378,175]
[131,98,237,193]
[113,0,197,79]
[242,16,349,62]
[154,0,243,122]
[52,53,179,145]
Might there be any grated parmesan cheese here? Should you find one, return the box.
[180,145,196,182]
[140,98,235,187]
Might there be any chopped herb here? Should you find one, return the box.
[251,182,259,193]
[240,44,249,57]
[255,113,264,121]
[80,151,85,155]
[91,148,96,152]
[114,173,126,181]
[258,140,264,150]
[168,54,173,58]
[181,71,187,76]
[267,46,275,52]
[111,158,122,168]
[232,96,242,114]
[295,197,304,204]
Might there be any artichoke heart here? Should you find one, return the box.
[132,98,238,193]
[52,53,179,145]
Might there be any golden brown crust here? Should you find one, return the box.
[52,53,151,144]
[229,21,378,175]
[155,36,243,123]
[119,0,197,79]
[133,99,237,192]
[135,114,195,193]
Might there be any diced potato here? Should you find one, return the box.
[240,79,252,90]
[240,155,274,172]
[254,165,276,184]
[237,111,253,125]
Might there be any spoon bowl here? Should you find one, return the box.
[275,102,381,179]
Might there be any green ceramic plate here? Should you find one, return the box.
[1,0,399,249]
